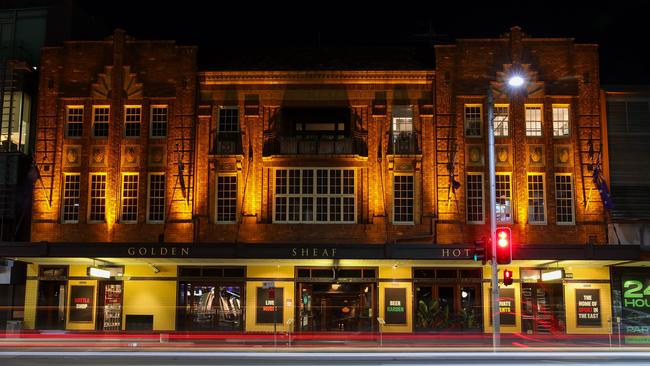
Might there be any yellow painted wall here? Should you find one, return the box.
[378,282,412,333]
[245,280,295,332]
[482,266,521,333]
[122,280,177,331]
[23,279,38,329]
[378,266,412,333]
[66,279,97,330]
[247,265,294,279]
[124,264,177,278]
[245,265,295,332]
[564,282,612,334]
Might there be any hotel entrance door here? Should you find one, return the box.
[521,282,566,334]
[297,282,375,332]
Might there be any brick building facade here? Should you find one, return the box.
[1,27,643,336]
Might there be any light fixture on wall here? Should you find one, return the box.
[150,264,160,274]
[87,267,110,278]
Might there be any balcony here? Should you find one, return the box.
[388,131,421,155]
[263,135,367,156]
[212,131,243,155]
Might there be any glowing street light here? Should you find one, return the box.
[507,75,525,87]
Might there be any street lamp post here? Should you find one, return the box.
[487,85,500,349]
[488,75,524,350]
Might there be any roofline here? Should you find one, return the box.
[200,70,435,85]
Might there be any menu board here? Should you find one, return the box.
[576,289,601,326]
[69,285,94,322]
[384,288,407,324]
[256,287,283,324]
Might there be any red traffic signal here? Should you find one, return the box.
[503,269,513,286]
[496,227,512,264]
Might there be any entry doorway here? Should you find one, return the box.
[413,268,483,332]
[36,281,66,330]
[295,267,377,332]
[521,282,566,334]
[297,282,375,332]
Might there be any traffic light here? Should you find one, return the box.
[496,227,512,264]
[503,269,513,286]
[473,238,486,265]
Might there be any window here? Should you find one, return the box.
[274,168,355,223]
[120,174,139,223]
[62,174,80,223]
[150,105,168,137]
[393,174,414,223]
[555,174,574,224]
[552,105,570,137]
[216,175,237,223]
[525,105,543,136]
[65,106,84,138]
[496,173,512,223]
[92,106,110,137]
[527,174,546,224]
[218,107,239,132]
[124,106,141,137]
[466,173,484,223]
[244,95,259,116]
[147,173,165,223]
[392,105,413,134]
[89,174,107,222]
[494,104,509,137]
[464,105,482,137]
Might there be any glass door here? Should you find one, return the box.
[521,282,566,334]
[36,281,66,330]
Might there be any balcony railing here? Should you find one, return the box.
[212,131,243,155]
[263,136,367,156]
[388,131,421,155]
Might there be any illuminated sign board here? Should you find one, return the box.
[622,276,650,337]
[384,288,406,325]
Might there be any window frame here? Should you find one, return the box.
[493,104,509,137]
[92,105,110,138]
[88,173,107,223]
[525,104,544,137]
[552,104,570,138]
[466,172,485,224]
[495,172,513,224]
[149,104,168,138]
[218,106,240,132]
[393,173,415,225]
[124,105,142,138]
[216,174,238,224]
[61,173,81,223]
[147,173,166,224]
[273,168,356,224]
[120,173,139,224]
[527,173,547,225]
[554,173,575,225]
[464,104,483,137]
[65,105,84,138]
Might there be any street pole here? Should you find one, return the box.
[487,85,500,350]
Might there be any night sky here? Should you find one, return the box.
[71,1,649,85]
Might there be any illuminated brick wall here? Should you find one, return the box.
[31,27,606,246]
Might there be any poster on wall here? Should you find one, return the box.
[69,285,94,322]
[256,287,283,324]
[576,289,601,327]
[622,275,650,336]
[384,288,407,324]
[491,288,517,326]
